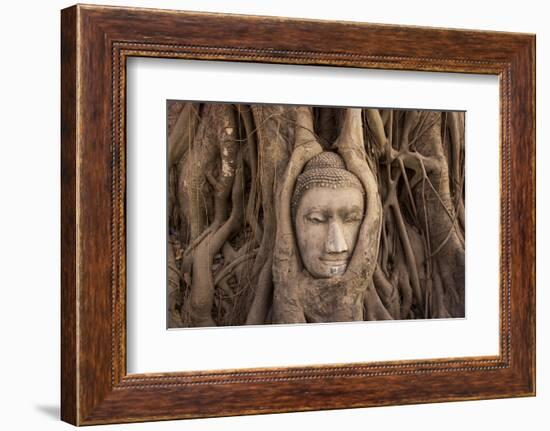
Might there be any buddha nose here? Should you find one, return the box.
[326,221,348,254]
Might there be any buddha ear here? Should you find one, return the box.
[294,106,321,149]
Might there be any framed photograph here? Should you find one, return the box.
[61,4,535,425]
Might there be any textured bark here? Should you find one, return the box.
[245,105,294,324]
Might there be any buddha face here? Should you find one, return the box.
[294,187,364,278]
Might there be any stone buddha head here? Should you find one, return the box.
[291,152,365,279]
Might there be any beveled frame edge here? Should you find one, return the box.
[61,4,535,426]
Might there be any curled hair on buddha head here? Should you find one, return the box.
[291,151,365,217]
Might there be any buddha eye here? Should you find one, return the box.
[306,214,326,224]
[344,213,362,223]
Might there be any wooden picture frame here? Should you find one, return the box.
[61,4,535,425]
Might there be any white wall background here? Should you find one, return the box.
[0,0,546,429]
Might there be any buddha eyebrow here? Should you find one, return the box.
[341,205,363,214]
[304,206,330,214]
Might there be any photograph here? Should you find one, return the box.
[167,102,466,328]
